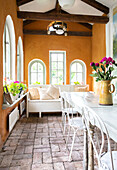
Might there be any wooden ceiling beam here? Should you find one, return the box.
[18,11,109,24]
[23,20,36,26]
[81,0,109,14]
[23,29,92,37]
[79,22,92,30]
[17,0,34,6]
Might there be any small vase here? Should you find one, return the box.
[99,80,115,105]
[10,93,18,102]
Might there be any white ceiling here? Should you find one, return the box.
[96,0,117,8]
[19,0,117,16]
[19,0,103,16]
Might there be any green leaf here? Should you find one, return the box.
[103,61,106,64]
[101,65,105,72]
[90,73,98,77]
[106,64,109,68]
[109,67,114,72]
[93,65,97,71]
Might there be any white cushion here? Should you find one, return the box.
[28,88,40,100]
[47,85,60,99]
[39,88,54,100]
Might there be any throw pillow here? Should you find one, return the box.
[29,88,40,100]
[47,85,60,99]
[39,88,54,100]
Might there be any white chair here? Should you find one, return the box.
[61,94,78,134]
[63,93,83,161]
[82,106,117,170]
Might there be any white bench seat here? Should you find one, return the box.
[27,98,61,118]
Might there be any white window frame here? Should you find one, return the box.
[17,37,24,82]
[28,59,46,85]
[70,59,86,85]
[3,15,15,85]
[106,3,117,57]
[3,23,11,81]
[106,3,117,96]
[49,50,66,85]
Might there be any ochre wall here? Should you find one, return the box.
[0,0,23,148]
[24,21,92,89]
[92,24,106,93]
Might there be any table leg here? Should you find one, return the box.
[88,123,94,170]
[83,127,88,170]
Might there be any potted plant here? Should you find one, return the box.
[90,57,117,105]
[74,81,80,85]
[7,81,27,101]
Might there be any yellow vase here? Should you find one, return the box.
[99,80,115,105]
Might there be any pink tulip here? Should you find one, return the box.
[90,62,95,66]
[95,63,99,67]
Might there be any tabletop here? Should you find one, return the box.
[61,92,117,142]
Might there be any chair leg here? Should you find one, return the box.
[39,112,41,118]
[69,130,76,161]
[63,114,67,134]
[66,126,71,144]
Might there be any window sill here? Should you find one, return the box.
[2,93,28,110]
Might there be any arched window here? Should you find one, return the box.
[3,15,15,85]
[17,37,24,82]
[70,59,86,84]
[29,59,46,85]
[3,23,10,81]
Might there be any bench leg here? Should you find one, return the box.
[27,112,29,118]
[39,112,41,118]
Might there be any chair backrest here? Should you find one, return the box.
[82,106,114,170]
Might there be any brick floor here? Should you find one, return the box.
[0,115,85,170]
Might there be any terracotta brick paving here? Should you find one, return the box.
[0,115,84,170]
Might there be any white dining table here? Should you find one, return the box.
[61,92,117,170]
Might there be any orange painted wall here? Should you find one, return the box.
[0,0,23,147]
[24,21,92,89]
[92,23,106,93]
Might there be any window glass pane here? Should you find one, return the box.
[31,73,37,84]
[38,63,43,72]
[31,62,37,72]
[71,72,76,82]
[51,54,58,61]
[58,54,63,61]
[5,25,10,80]
[52,62,57,70]
[52,70,57,78]
[38,73,43,84]
[58,62,63,69]
[76,63,82,72]
[52,78,57,84]
[76,73,82,83]
[71,63,76,72]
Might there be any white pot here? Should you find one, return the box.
[10,93,18,102]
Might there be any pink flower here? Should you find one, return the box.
[107,57,112,62]
[14,81,19,84]
[100,57,107,63]
[112,60,115,64]
[95,63,99,67]
[90,62,95,66]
